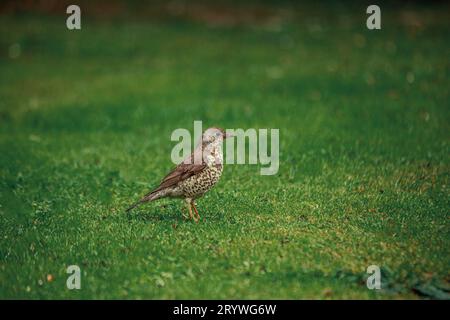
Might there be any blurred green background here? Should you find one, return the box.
[0,0,449,299]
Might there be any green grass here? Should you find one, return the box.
[0,2,449,299]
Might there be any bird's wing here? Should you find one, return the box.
[138,147,206,201]
[155,147,207,191]
[137,163,206,203]
[128,149,206,210]
[157,162,207,190]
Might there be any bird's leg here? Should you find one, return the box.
[183,198,194,220]
[191,202,200,222]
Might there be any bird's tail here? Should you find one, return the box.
[125,190,163,212]
[125,200,143,212]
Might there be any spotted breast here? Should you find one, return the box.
[179,163,223,199]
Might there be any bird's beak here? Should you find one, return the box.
[224,132,234,139]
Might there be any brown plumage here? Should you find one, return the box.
[126,127,232,222]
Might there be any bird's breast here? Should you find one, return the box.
[179,164,223,198]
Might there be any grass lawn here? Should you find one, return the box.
[0,2,449,299]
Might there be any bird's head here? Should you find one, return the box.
[202,127,233,146]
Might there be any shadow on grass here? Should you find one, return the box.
[125,203,189,223]
[124,199,230,223]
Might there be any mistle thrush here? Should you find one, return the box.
[126,127,232,222]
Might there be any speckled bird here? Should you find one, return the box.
[126,127,232,222]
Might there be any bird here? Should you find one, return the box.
[126,127,232,222]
